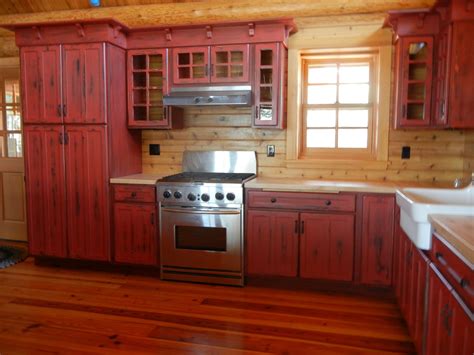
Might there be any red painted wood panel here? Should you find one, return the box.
[299,213,354,281]
[23,126,67,257]
[113,202,157,266]
[64,125,109,261]
[63,43,105,124]
[113,185,155,203]
[21,46,62,124]
[246,210,298,277]
[360,195,395,285]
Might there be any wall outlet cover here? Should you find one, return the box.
[149,144,160,156]
[401,146,411,159]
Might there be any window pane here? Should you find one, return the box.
[308,85,337,104]
[307,109,336,127]
[339,84,369,104]
[339,65,369,83]
[339,109,369,127]
[7,133,22,157]
[6,108,21,130]
[307,129,336,148]
[5,79,20,104]
[338,129,368,148]
[308,65,337,84]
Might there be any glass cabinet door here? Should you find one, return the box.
[172,47,209,84]
[211,44,249,83]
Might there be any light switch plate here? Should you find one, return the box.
[267,145,275,157]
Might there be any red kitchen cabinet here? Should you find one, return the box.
[20,45,62,124]
[246,210,299,277]
[253,42,286,128]
[361,195,395,285]
[299,213,354,281]
[23,125,67,258]
[65,126,109,261]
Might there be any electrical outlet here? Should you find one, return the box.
[267,145,275,157]
[401,146,411,159]
[149,144,160,156]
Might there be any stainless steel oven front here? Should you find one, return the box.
[160,205,244,286]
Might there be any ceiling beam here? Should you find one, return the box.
[0,0,435,29]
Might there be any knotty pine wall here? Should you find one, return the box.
[142,106,468,183]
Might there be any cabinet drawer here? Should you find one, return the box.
[432,233,473,311]
[247,191,355,212]
[113,185,156,203]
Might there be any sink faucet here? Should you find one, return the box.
[453,178,463,188]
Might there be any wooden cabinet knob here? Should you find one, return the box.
[270,197,277,203]
[325,200,332,206]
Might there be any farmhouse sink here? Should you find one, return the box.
[395,185,474,250]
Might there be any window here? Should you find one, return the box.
[301,52,378,160]
[0,69,22,158]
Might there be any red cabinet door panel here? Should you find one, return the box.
[23,126,67,257]
[63,43,105,124]
[21,46,62,124]
[172,47,209,85]
[361,195,395,285]
[246,210,298,277]
[299,213,354,281]
[65,126,109,261]
[210,44,249,83]
[114,202,157,266]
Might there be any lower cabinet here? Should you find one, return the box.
[112,184,158,266]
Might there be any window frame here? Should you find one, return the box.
[0,68,22,159]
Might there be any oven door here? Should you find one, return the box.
[160,206,242,272]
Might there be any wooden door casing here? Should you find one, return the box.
[361,195,395,285]
[62,43,105,124]
[20,45,62,124]
[246,210,298,277]
[64,125,109,261]
[113,202,157,266]
[299,213,354,281]
[23,125,67,257]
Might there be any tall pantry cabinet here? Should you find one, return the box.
[14,21,142,260]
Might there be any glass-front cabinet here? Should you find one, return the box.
[395,37,434,128]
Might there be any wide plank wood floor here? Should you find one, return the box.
[0,257,414,354]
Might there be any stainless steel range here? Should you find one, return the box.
[157,151,257,286]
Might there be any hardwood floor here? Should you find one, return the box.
[0,258,414,354]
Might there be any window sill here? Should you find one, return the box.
[285,159,388,170]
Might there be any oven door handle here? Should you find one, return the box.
[161,207,241,215]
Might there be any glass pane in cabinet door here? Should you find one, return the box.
[178,53,190,65]
[260,50,273,66]
[215,65,228,78]
[133,90,147,105]
[230,65,243,78]
[133,106,147,121]
[408,42,428,61]
[215,51,228,64]
[7,133,22,158]
[133,55,146,70]
[409,63,427,80]
[260,68,273,84]
[178,67,190,79]
[407,103,424,120]
[408,83,426,100]
[133,72,146,87]
[149,55,163,70]
[192,66,205,79]
[149,89,163,105]
[231,51,243,63]
[149,106,164,121]
[192,52,205,65]
[258,104,273,121]
[260,87,272,102]
[149,72,163,88]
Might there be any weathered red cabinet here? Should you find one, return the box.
[360,195,395,285]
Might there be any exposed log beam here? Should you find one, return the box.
[0,0,436,29]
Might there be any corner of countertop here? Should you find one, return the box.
[110,173,165,185]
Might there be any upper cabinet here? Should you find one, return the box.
[387,0,474,129]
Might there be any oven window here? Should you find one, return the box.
[175,226,227,251]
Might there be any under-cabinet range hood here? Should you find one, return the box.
[163,85,252,107]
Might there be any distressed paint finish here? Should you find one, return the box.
[299,213,355,281]
[23,125,67,257]
[20,45,62,124]
[65,125,110,261]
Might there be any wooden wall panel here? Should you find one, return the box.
[142,106,467,183]
[463,130,474,182]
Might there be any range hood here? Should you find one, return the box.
[163,85,252,107]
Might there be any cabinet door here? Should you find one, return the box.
[396,36,434,128]
[253,43,282,127]
[63,43,105,124]
[114,202,157,265]
[65,126,109,261]
[172,47,209,84]
[23,126,67,257]
[433,24,451,127]
[299,213,354,281]
[210,44,249,83]
[426,264,474,355]
[361,195,395,285]
[246,210,298,277]
[21,46,62,124]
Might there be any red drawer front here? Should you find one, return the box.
[113,185,156,203]
[432,233,473,312]
[247,191,356,212]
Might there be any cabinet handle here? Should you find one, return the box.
[270,197,277,203]
[301,221,305,234]
[402,104,406,118]
[440,303,452,336]
[325,200,332,206]
[57,104,62,117]
[63,104,67,117]
[294,220,299,234]
[59,132,64,145]
[440,100,446,118]
[255,105,260,120]
[436,252,473,295]
[210,64,214,77]
[150,212,155,225]
[163,106,168,119]
[131,192,137,198]
[64,132,69,145]
[205,65,209,76]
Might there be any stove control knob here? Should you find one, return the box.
[173,191,182,199]
[187,193,196,201]
[226,192,236,201]
[163,190,172,199]
[215,192,224,200]
[201,193,210,202]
